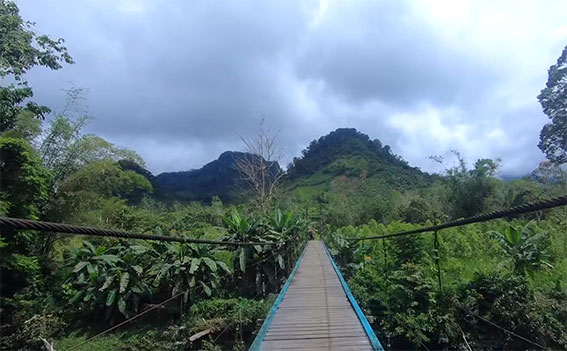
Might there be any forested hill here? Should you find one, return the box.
[155,151,281,202]
[286,128,433,197]
[155,129,432,203]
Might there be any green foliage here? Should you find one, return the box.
[189,297,273,350]
[0,0,73,131]
[190,297,271,328]
[0,0,73,79]
[487,221,553,275]
[223,209,255,274]
[456,272,567,349]
[329,214,566,349]
[385,263,437,345]
[286,129,433,225]
[41,111,146,189]
[222,209,305,297]
[47,160,153,225]
[0,137,51,219]
[148,241,230,303]
[1,109,42,141]
[0,25,564,349]
[0,83,50,132]
[288,128,418,179]
[537,45,567,165]
[59,160,152,199]
[54,297,274,351]
[431,151,502,218]
[66,241,153,323]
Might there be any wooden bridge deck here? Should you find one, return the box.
[251,240,382,351]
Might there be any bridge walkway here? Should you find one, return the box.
[250,240,383,351]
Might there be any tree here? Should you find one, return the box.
[0,137,51,220]
[0,0,73,131]
[430,151,501,218]
[0,1,72,332]
[531,161,563,184]
[235,120,284,213]
[537,45,567,165]
[0,137,51,298]
[39,88,146,190]
[58,160,152,198]
[51,160,152,223]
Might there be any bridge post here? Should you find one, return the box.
[433,230,442,291]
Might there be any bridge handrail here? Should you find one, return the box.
[323,243,384,351]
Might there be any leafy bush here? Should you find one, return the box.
[65,241,154,324]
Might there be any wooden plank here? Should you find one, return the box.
[254,240,377,351]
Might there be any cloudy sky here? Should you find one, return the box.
[18,0,567,176]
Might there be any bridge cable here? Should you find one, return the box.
[350,195,566,241]
[334,197,565,348]
[457,306,545,349]
[0,217,273,246]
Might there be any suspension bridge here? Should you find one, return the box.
[250,240,382,351]
[1,195,565,350]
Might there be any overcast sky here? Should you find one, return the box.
[18,0,567,176]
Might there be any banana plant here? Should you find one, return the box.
[223,209,306,296]
[260,210,306,293]
[487,220,553,275]
[262,210,303,268]
[268,209,299,236]
[149,241,231,306]
[223,209,257,273]
[223,209,273,296]
[66,241,153,323]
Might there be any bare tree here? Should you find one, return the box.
[235,120,285,213]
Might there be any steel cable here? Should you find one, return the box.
[351,195,566,241]
[0,217,272,246]
[458,306,545,349]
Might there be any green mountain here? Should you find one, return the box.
[154,129,432,203]
[286,128,433,199]
[155,151,281,202]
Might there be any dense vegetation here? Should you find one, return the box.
[287,128,433,195]
[1,1,566,350]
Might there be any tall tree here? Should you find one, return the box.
[235,120,284,213]
[0,0,73,315]
[537,45,567,165]
[0,0,73,131]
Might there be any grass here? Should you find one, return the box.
[55,323,183,351]
[293,183,328,199]
[56,331,135,351]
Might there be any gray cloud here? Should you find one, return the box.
[294,1,502,108]
[18,0,567,176]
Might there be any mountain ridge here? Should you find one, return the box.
[286,128,433,199]
[154,128,433,202]
[155,151,281,202]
